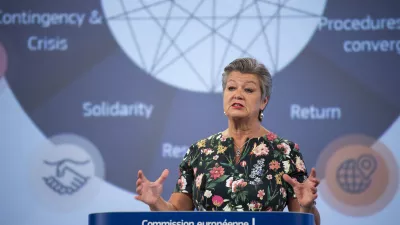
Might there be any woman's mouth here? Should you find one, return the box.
[231,103,244,109]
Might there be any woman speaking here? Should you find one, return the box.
[135,58,321,225]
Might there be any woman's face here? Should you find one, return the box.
[223,71,268,121]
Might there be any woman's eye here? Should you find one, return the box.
[245,88,254,93]
[228,86,235,91]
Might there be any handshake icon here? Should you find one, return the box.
[42,158,91,195]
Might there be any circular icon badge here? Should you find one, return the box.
[317,134,398,216]
[29,133,105,212]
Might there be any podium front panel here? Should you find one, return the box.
[89,212,314,225]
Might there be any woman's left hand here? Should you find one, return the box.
[283,168,320,209]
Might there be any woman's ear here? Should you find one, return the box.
[262,97,269,108]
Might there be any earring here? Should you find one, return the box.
[224,111,226,115]
[258,110,264,121]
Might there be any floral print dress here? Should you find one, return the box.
[174,131,308,211]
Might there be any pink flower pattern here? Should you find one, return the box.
[257,189,265,200]
[266,132,277,141]
[251,143,269,157]
[231,179,248,193]
[212,195,224,207]
[210,165,225,180]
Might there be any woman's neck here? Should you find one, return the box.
[225,118,263,142]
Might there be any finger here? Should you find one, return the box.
[138,170,149,182]
[311,187,317,194]
[309,168,317,178]
[308,177,317,182]
[283,174,298,187]
[136,186,142,194]
[134,195,143,202]
[311,178,320,187]
[156,169,169,184]
[136,178,142,187]
[307,177,320,186]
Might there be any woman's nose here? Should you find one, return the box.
[234,91,244,100]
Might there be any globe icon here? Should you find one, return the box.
[336,154,377,194]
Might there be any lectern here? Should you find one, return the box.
[89,212,314,225]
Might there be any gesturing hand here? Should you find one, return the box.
[135,169,169,206]
[283,168,320,209]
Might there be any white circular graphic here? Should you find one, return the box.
[102,0,327,92]
[29,134,105,212]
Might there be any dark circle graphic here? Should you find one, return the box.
[4,0,400,200]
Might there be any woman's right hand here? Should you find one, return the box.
[135,169,169,206]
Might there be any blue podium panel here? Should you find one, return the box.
[89,212,314,225]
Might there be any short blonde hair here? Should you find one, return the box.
[222,57,272,100]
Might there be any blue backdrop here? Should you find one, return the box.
[0,0,399,224]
